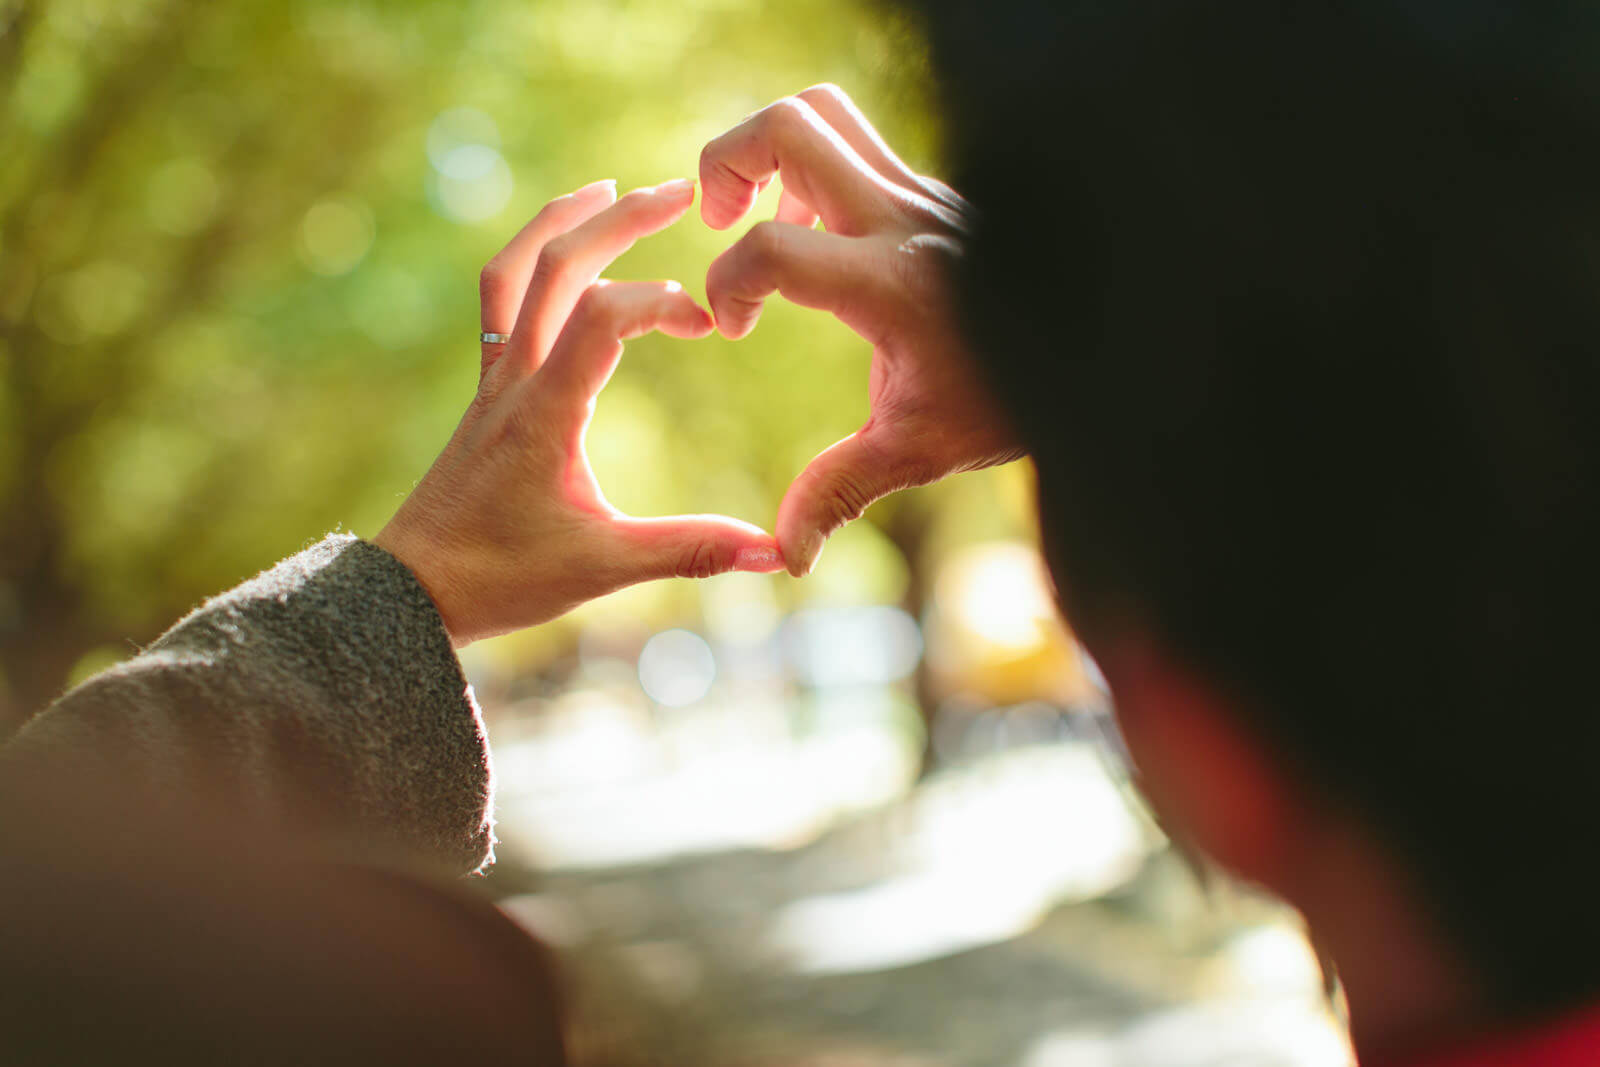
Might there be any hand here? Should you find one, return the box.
[375,179,784,648]
[700,84,1024,576]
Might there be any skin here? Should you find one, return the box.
[377,85,1479,1057]
[374,178,785,648]
[699,84,1024,576]
[1093,637,1481,1058]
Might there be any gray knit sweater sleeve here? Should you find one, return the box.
[2,534,496,876]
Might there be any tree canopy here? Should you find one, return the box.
[0,0,1039,727]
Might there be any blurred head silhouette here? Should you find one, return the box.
[918,0,1600,1049]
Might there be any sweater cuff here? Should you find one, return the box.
[170,532,499,875]
[13,533,497,877]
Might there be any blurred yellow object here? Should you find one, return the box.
[925,541,1093,707]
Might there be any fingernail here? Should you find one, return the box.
[580,178,618,198]
[796,531,824,577]
[657,178,696,198]
[733,545,784,573]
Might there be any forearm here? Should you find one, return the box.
[0,534,496,877]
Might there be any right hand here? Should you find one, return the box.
[700,84,1025,576]
[375,179,783,648]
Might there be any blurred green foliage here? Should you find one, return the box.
[0,0,1030,724]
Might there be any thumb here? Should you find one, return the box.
[609,514,786,583]
[776,431,900,577]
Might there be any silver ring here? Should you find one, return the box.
[480,332,511,344]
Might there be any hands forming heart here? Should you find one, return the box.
[375,86,1022,647]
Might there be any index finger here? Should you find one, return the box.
[480,179,617,376]
[504,179,698,376]
[481,179,618,335]
[704,221,897,341]
[698,96,900,237]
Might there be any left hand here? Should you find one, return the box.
[698,85,1024,576]
[375,178,783,648]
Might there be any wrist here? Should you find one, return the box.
[371,523,474,649]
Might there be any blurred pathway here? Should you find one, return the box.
[485,737,1353,1067]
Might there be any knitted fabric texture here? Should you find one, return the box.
[3,534,496,876]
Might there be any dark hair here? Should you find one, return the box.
[917,0,1600,1015]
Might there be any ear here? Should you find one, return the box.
[1093,637,1303,892]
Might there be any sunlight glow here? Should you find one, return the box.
[426,107,513,222]
[765,744,1151,975]
[946,542,1057,652]
[926,541,1092,706]
[1117,1000,1352,1067]
[494,706,919,868]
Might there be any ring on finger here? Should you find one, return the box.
[480,332,511,344]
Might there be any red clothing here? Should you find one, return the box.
[1374,1005,1600,1067]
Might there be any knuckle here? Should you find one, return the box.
[533,195,566,223]
[745,219,786,260]
[814,470,875,529]
[676,540,722,580]
[535,236,573,277]
[766,96,813,138]
[478,262,505,302]
[573,284,615,329]
[833,481,874,526]
[496,383,550,449]
[888,234,955,297]
[798,82,847,108]
[615,187,655,213]
[700,143,735,184]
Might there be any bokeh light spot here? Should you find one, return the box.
[35,261,148,344]
[430,149,514,222]
[426,106,501,170]
[783,605,922,688]
[638,628,716,707]
[297,199,375,276]
[426,107,513,223]
[146,158,220,236]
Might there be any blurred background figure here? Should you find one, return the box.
[0,1,1347,1064]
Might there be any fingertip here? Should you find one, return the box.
[715,319,749,341]
[776,509,827,577]
[656,283,720,337]
[660,299,717,339]
[795,529,825,577]
[608,183,697,241]
[579,178,619,202]
[732,545,786,574]
[700,202,736,231]
[660,194,698,227]
[712,304,758,340]
[699,185,757,231]
[656,177,696,200]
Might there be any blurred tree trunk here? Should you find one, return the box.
[1,0,183,731]
[0,571,117,732]
[882,495,942,778]
[0,0,383,734]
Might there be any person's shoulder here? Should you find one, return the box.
[0,774,565,1065]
